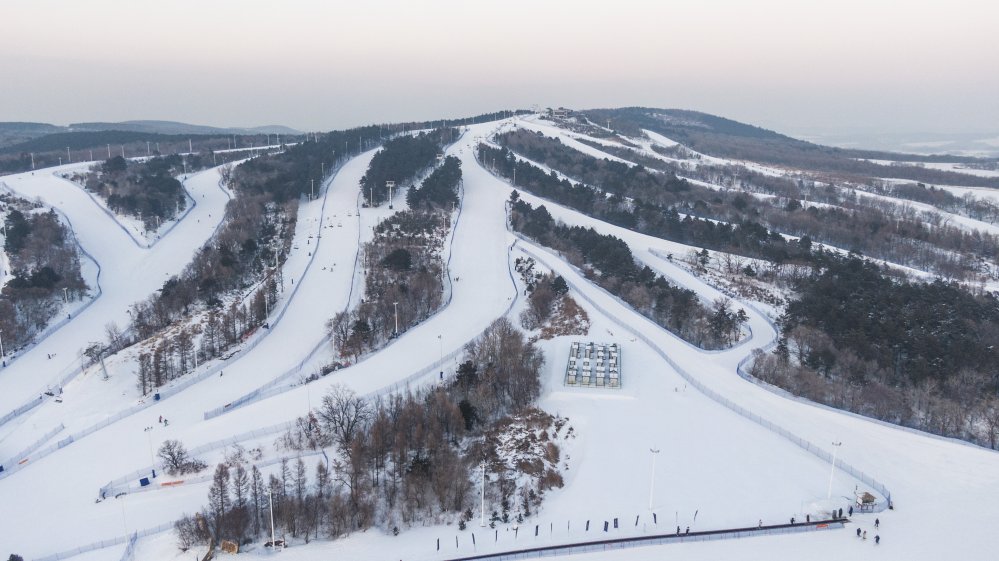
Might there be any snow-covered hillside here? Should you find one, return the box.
[1,115,997,561]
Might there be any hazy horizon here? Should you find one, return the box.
[2,0,997,138]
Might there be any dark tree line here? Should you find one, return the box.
[747,254,999,448]
[361,129,455,206]
[121,127,387,391]
[178,319,557,548]
[81,156,187,229]
[328,210,448,361]
[489,130,999,282]
[407,155,461,210]
[328,148,462,362]
[1,199,87,351]
[509,195,746,349]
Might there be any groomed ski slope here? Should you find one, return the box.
[0,163,231,417]
[2,118,998,561]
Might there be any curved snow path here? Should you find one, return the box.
[0,121,524,559]
[0,163,230,419]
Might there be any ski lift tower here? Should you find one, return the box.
[386,181,395,210]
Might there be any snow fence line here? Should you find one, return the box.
[99,419,297,498]
[0,423,64,476]
[443,520,846,561]
[32,523,171,561]
[118,532,138,561]
[109,447,325,497]
[203,165,473,421]
[516,241,893,509]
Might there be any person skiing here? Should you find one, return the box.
[856,528,861,537]
[158,415,162,423]
[790,517,795,524]
[685,526,689,535]
[676,526,681,535]
[862,530,867,540]
[848,506,853,517]
[806,514,810,523]
[758,520,763,528]
[875,518,880,529]
[838,507,843,518]
[875,535,880,545]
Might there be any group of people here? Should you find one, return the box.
[158,415,169,426]
[855,517,881,545]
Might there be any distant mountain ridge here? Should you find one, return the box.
[68,120,300,136]
[0,119,301,150]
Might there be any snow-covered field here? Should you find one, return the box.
[2,116,998,561]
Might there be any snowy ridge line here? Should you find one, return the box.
[51,173,150,249]
[32,523,172,561]
[203,144,471,421]
[443,520,846,561]
[0,423,64,474]
[99,419,297,498]
[515,241,893,508]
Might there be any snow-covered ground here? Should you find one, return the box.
[2,117,998,561]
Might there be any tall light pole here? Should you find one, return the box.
[63,287,68,303]
[649,448,660,511]
[480,461,487,527]
[268,488,277,550]
[0,329,5,365]
[827,442,842,499]
[393,302,399,334]
[437,334,443,380]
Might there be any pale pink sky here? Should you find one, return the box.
[1,0,996,135]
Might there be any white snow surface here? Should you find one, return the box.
[0,117,997,561]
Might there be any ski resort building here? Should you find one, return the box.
[565,341,621,388]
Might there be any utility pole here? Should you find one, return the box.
[30,153,34,170]
[121,146,125,158]
[311,179,315,200]
[393,301,399,334]
[66,147,71,163]
[649,448,660,511]
[480,461,487,527]
[268,488,278,550]
[386,181,395,209]
[63,287,68,303]
[107,144,111,158]
[189,139,193,153]
[147,141,151,156]
[0,329,5,365]
[827,442,842,499]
